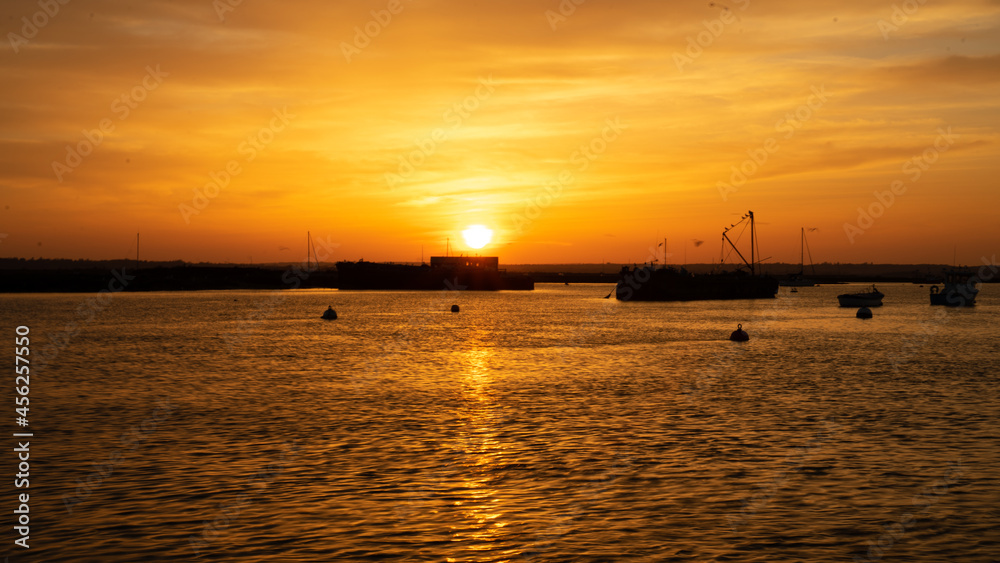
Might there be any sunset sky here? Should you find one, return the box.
[1,0,998,265]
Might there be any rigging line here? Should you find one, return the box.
[804,230,816,275]
[720,215,747,263]
[725,221,751,264]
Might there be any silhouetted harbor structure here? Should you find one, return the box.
[616,211,779,301]
[0,258,992,293]
[335,256,534,290]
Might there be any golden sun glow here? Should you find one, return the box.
[462,225,493,249]
[1,1,998,264]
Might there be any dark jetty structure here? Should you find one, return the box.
[336,256,533,291]
[616,211,778,302]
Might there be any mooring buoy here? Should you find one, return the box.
[729,323,749,341]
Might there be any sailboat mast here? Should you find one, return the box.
[749,211,755,275]
[800,227,804,275]
[307,231,311,270]
[136,232,139,271]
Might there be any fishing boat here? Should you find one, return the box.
[615,211,778,302]
[837,285,884,307]
[929,269,978,306]
[778,227,816,287]
[336,255,533,291]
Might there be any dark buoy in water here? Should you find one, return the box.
[729,323,749,341]
[451,304,460,313]
[856,306,872,319]
[321,306,337,320]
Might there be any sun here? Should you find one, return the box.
[462,225,493,249]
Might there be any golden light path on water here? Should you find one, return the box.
[453,342,510,559]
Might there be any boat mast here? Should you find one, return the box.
[307,231,311,270]
[749,211,755,276]
[800,227,804,276]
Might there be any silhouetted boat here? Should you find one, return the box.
[930,269,978,306]
[336,256,533,291]
[616,211,778,301]
[778,227,816,287]
[837,285,883,307]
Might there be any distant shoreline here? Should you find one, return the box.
[0,259,991,293]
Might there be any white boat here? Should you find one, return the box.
[837,285,884,307]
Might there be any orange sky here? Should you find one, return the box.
[1,0,998,265]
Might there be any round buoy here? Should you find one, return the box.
[321,306,337,320]
[729,323,749,341]
[451,304,460,313]
[856,306,872,319]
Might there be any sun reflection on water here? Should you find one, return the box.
[449,344,514,558]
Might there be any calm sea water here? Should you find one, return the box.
[2,283,998,562]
